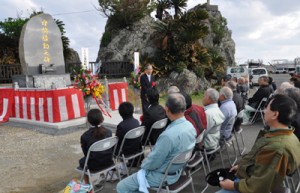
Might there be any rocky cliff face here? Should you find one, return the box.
[202,5,236,66]
[97,15,157,62]
[97,4,235,67]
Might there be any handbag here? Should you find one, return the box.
[205,168,236,186]
[63,179,92,193]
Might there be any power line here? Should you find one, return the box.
[52,10,97,16]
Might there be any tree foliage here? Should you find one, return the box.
[98,0,154,30]
[150,5,227,80]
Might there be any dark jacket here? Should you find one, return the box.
[141,103,167,145]
[233,91,244,113]
[140,73,155,96]
[291,111,300,141]
[140,73,155,112]
[248,85,272,109]
[115,116,141,156]
[79,127,113,171]
[184,104,207,137]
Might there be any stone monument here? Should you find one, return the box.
[13,13,71,88]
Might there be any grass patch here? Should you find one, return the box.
[127,87,204,110]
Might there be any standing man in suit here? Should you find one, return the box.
[140,64,155,113]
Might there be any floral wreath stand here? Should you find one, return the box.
[83,94,111,118]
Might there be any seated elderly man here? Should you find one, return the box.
[219,87,237,142]
[242,76,272,124]
[116,93,196,193]
[202,88,225,150]
[217,94,300,193]
[225,81,244,133]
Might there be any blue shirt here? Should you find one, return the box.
[141,116,196,185]
[220,99,237,139]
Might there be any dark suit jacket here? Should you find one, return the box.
[233,91,244,113]
[140,73,154,96]
[115,117,141,156]
[79,127,113,171]
[248,85,272,109]
[141,103,166,145]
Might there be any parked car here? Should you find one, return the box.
[275,67,287,74]
[249,67,268,87]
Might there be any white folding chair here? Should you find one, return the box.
[150,148,195,193]
[75,136,119,193]
[284,167,300,193]
[202,124,225,172]
[115,126,145,176]
[233,110,246,155]
[249,97,268,125]
[186,132,208,193]
[143,118,168,150]
[221,115,238,166]
[186,132,206,176]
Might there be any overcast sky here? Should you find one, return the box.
[1,0,300,64]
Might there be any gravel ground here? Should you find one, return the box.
[0,124,86,193]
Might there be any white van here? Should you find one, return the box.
[226,66,249,80]
[249,67,268,86]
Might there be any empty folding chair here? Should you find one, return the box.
[150,148,195,193]
[75,136,119,193]
[115,126,145,176]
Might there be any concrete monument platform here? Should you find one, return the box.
[6,104,141,135]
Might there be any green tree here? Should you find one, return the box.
[0,17,28,64]
[98,0,153,30]
[155,0,171,20]
[169,0,188,19]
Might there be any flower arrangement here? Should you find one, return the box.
[130,72,141,89]
[73,69,105,98]
[129,65,142,89]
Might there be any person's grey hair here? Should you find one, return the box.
[225,81,237,91]
[206,88,219,103]
[220,86,233,99]
[276,81,294,94]
[168,86,180,94]
[165,93,186,114]
[283,87,300,110]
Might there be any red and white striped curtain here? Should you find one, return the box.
[0,88,86,123]
[0,88,14,123]
[108,82,128,110]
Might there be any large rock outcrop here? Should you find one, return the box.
[97,15,157,62]
[97,4,235,67]
[156,69,211,94]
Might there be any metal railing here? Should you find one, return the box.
[97,61,133,78]
[0,64,22,83]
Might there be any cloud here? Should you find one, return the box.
[1,0,300,64]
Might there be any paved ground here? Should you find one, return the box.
[1,73,290,193]
[1,108,264,193]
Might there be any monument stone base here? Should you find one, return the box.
[12,74,71,88]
